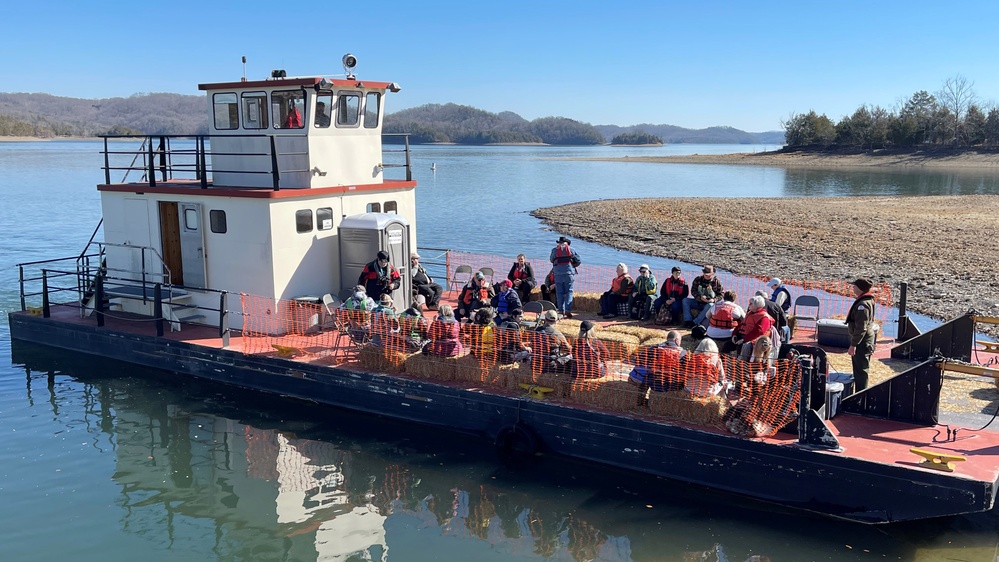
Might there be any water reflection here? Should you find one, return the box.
[782,167,999,197]
[10,342,999,562]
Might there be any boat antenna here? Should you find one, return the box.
[241,56,247,82]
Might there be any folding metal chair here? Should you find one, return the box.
[478,267,494,283]
[521,301,544,329]
[793,295,821,338]
[449,264,473,295]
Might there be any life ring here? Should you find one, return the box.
[495,423,540,456]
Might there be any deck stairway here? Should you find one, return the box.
[85,283,204,331]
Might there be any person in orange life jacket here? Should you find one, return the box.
[284,101,303,128]
[628,264,658,320]
[491,279,522,324]
[845,278,877,391]
[733,296,774,360]
[549,236,581,318]
[507,254,537,303]
[358,250,401,300]
[683,265,723,328]
[652,267,689,324]
[410,252,443,308]
[755,289,790,346]
[599,263,634,317]
[539,267,557,305]
[573,320,610,379]
[706,290,745,341]
[456,270,494,321]
[766,278,792,314]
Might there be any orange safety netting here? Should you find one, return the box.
[448,250,893,325]
[239,295,801,438]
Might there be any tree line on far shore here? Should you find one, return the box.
[783,75,999,149]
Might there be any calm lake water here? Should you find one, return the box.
[3,141,999,561]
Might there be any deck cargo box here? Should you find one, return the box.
[817,318,850,348]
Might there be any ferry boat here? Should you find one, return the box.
[9,55,999,524]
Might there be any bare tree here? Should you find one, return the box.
[937,75,977,143]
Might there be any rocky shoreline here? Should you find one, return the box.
[533,196,999,333]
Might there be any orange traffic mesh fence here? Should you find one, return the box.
[239,296,802,438]
[448,250,894,325]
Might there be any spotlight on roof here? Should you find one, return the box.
[342,53,357,79]
[270,69,287,79]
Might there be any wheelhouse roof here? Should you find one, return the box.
[198,77,393,91]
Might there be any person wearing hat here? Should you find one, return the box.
[410,252,443,309]
[498,308,532,364]
[629,264,658,321]
[598,263,634,318]
[845,278,877,391]
[341,284,376,311]
[370,293,400,348]
[358,250,401,301]
[549,236,581,318]
[491,278,522,323]
[574,319,610,379]
[652,266,689,325]
[535,309,571,371]
[682,265,723,329]
[765,278,791,314]
[399,294,430,350]
[456,270,495,321]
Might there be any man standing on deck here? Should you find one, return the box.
[845,278,877,391]
[549,236,581,319]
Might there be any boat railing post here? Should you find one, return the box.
[897,282,909,341]
[199,136,208,189]
[41,269,50,318]
[95,274,105,328]
[219,291,229,348]
[404,135,412,181]
[147,136,156,187]
[445,250,452,287]
[797,355,814,445]
[154,283,164,337]
[269,135,280,191]
[157,136,168,182]
[19,265,26,311]
[103,137,111,185]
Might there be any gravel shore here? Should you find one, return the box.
[532,196,999,330]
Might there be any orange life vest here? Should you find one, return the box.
[709,302,739,330]
[553,245,574,266]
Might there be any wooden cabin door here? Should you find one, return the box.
[158,202,184,286]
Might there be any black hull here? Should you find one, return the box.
[8,312,996,524]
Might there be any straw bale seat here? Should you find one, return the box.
[358,345,409,372]
[569,372,646,413]
[571,292,601,314]
[406,352,463,382]
[648,390,728,427]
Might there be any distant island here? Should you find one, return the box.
[0,92,782,145]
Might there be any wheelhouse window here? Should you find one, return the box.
[213,93,238,130]
[366,202,381,213]
[337,92,361,127]
[384,201,397,214]
[273,90,305,129]
[210,210,227,234]
[296,209,314,233]
[314,92,332,128]
[317,207,334,230]
[241,92,269,129]
[364,92,381,128]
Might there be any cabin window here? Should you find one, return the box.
[366,202,381,213]
[296,209,314,233]
[364,92,381,128]
[209,210,227,234]
[184,208,200,230]
[315,92,332,128]
[336,92,361,127]
[273,90,306,129]
[384,201,397,214]
[317,207,334,230]
[213,93,238,130]
[241,92,269,129]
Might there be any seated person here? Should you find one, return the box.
[573,320,610,379]
[456,271,494,321]
[340,285,376,311]
[370,294,400,347]
[497,308,532,363]
[599,263,634,318]
[653,267,689,324]
[539,267,557,305]
[358,250,401,300]
[687,338,727,398]
[766,277,792,315]
[491,279,522,323]
[314,101,331,127]
[628,264,658,320]
[507,254,537,304]
[533,310,572,374]
[733,296,775,360]
[631,330,686,391]
[705,291,745,342]
[683,265,723,328]
[399,295,430,351]
[469,307,498,359]
[340,285,376,342]
[755,290,790,346]
[425,304,463,357]
[410,253,443,309]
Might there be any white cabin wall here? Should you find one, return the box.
[308,131,384,187]
[269,197,341,300]
[203,198,276,299]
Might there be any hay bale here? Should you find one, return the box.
[488,360,527,390]
[453,354,494,385]
[649,390,728,427]
[569,376,645,413]
[405,353,461,381]
[358,345,408,372]
[571,292,601,314]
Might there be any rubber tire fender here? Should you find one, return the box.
[494,423,540,455]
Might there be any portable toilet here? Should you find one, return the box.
[339,213,412,307]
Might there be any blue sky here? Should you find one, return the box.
[3,1,998,132]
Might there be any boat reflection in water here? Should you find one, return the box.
[12,341,999,562]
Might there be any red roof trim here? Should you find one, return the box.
[198,78,393,91]
[97,180,416,199]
